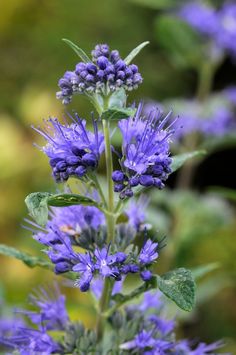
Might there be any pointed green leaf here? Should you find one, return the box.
[25,192,52,227]
[0,244,53,269]
[101,107,136,121]
[171,150,206,173]
[156,268,196,311]
[124,41,149,64]
[62,39,91,63]
[48,193,98,207]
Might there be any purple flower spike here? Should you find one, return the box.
[33,114,104,182]
[139,239,158,265]
[114,103,173,198]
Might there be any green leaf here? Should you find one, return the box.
[154,15,202,68]
[101,107,136,121]
[62,39,91,63]
[108,88,127,109]
[156,268,196,311]
[0,244,53,269]
[25,192,52,227]
[191,263,220,280]
[47,193,97,207]
[171,150,206,173]
[124,41,149,65]
[129,0,178,10]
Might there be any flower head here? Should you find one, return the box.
[113,103,173,198]
[57,43,142,104]
[34,114,104,182]
[139,239,159,265]
[216,2,236,57]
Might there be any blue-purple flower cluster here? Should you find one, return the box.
[179,1,236,58]
[0,285,68,354]
[0,287,224,354]
[34,114,104,182]
[112,104,173,199]
[120,290,224,354]
[144,88,236,143]
[56,43,142,104]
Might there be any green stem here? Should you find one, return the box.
[90,173,107,209]
[196,61,215,102]
[96,113,116,341]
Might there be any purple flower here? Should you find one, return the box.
[73,253,95,291]
[120,330,156,350]
[125,195,150,232]
[179,2,218,36]
[57,43,142,104]
[149,314,175,336]
[113,103,173,198]
[139,239,158,265]
[216,2,236,57]
[33,114,104,182]
[26,284,69,330]
[94,247,124,278]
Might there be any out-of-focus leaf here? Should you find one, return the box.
[191,262,220,280]
[62,39,91,63]
[156,268,196,311]
[154,15,202,68]
[196,275,232,305]
[202,134,236,152]
[0,244,52,269]
[108,88,127,109]
[25,192,52,227]
[101,107,136,120]
[48,193,97,207]
[171,150,206,172]
[124,41,149,64]
[129,0,178,10]
[208,187,236,202]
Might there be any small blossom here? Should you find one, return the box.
[34,114,104,182]
[73,253,95,291]
[139,239,159,265]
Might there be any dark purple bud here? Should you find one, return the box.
[125,67,133,77]
[61,171,69,180]
[79,280,91,292]
[75,166,87,177]
[56,161,67,172]
[97,56,109,70]
[112,170,125,182]
[139,175,154,186]
[58,78,70,88]
[129,176,139,187]
[105,65,115,75]
[71,146,85,156]
[75,62,87,74]
[79,70,88,79]
[117,70,125,80]
[66,156,80,165]
[129,264,139,273]
[86,63,97,74]
[82,153,97,167]
[115,59,126,71]
[125,189,134,198]
[66,167,76,175]
[154,178,164,189]
[130,64,138,73]
[114,184,125,192]
[55,262,71,274]
[50,158,63,167]
[86,74,95,82]
[133,73,142,84]
[110,50,120,63]
[140,270,153,282]
[97,69,105,80]
[115,252,127,263]
[107,74,115,82]
[121,265,130,274]
[152,165,164,175]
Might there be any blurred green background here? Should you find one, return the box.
[0,0,236,352]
